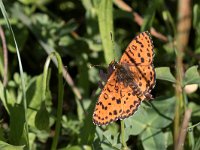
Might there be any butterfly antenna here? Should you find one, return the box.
[110,32,117,60]
[89,64,105,69]
[110,32,115,52]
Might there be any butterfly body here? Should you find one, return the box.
[93,31,156,126]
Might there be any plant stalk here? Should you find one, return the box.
[174,0,191,148]
[121,120,128,150]
[43,52,64,150]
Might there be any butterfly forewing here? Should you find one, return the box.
[120,31,154,65]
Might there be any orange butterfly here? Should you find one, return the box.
[93,31,156,126]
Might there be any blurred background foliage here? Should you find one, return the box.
[0,0,200,150]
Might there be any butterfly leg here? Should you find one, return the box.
[107,62,115,77]
[98,81,104,89]
[99,69,108,82]
[144,91,153,100]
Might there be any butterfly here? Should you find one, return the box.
[93,31,156,126]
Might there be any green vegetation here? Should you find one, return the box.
[0,0,199,150]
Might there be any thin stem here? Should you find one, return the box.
[175,109,192,150]
[42,52,64,150]
[188,122,200,130]
[121,120,128,150]
[0,25,8,86]
[52,52,64,150]
[174,0,192,148]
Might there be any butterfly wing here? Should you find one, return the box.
[93,71,122,126]
[119,31,154,65]
[129,65,156,99]
[93,70,141,125]
[119,31,155,98]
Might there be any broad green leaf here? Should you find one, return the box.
[125,106,149,136]
[103,130,121,149]
[103,130,119,146]
[0,141,24,150]
[125,96,175,139]
[164,131,173,148]
[183,66,200,86]
[146,97,175,128]
[9,104,25,145]
[26,74,52,128]
[96,0,115,64]
[93,124,121,150]
[35,102,50,131]
[94,126,104,143]
[155,67,176,82]
[141,128,165,150]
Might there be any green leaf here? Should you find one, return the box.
[103,130,121,149]
[155,67,176,82]
[97,0,115,64]
[93,124,121,150]
[141,128,165,150]
[146,97,175,128]
[26,74,52,128]
[125,96,175,139]
[193,4,200,28]
[162,10,176,35]
[183,66,200,86]
[125,106,149,136]
[0,128,6,141]
[164,131,173,148]
[79,96,96,145]
[61,145,92,150]
[102,123,121,149]
[35,102,50,131]
[9,104,25,145]
[77,54,89,98]
[0,141,24,150]
[141,11,155,31]
[0,81,15,114]
[188,102,200,117]
[141,0,162,31]
[193,136,200,150]
[188,122,195,149]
